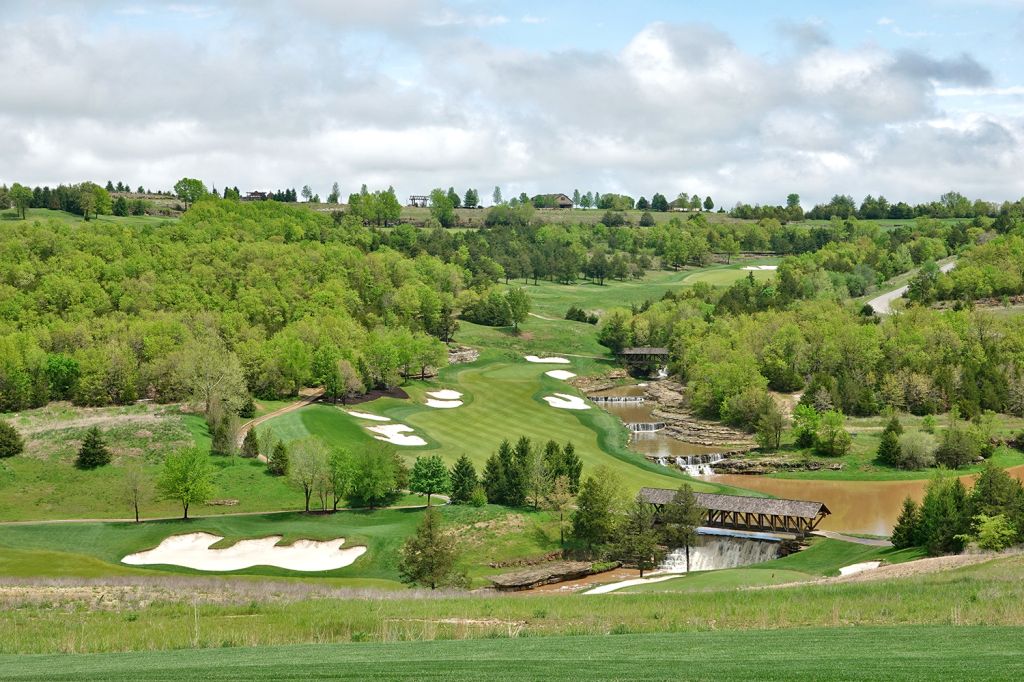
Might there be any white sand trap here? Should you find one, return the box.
[838,561,882,577]
[525,355,570,364]
[425,399,463,408]
[367,423,427,446]
[545,370,577,380]
[585,574,680,595]
[346,410,390,422]
[740,265,778,271]
[543,393,590,410]
[122,532,367,572]
[427,389,462,400]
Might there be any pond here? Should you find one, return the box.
[709,465,1024,536]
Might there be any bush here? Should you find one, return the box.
[470,484,488,507]
[639,211,655,227]
[238,396,256,419]
[895,431,936,470]
[565,305,598,325]
[0,421,24,458]
[721,386,772,431]
[935,426,979,469]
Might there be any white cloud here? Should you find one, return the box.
[0,4,1019,205]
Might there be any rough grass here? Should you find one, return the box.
[0,207,177,228]
[2,626,1021,681]
[0,554,1021,656]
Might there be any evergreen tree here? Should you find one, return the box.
[562,442,582,494]
[76,426,111,469]
[449,455,478,504]
[481,448,506,504]
[613,493,664,577]
[268,441,289,476]
[0,420,24,458]
[410,455,450,506]
[398,507,467,589]
[507,436,530,506]
[919,475,970,555]
[891,496,921,549]
[570,468,623,553]
[877,413,903,465]
[240,429,260,458]
[660,483,705,572]
[238,395,256,419]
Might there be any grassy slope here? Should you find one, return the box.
[2,626,1020,681]
[1,207,177,228]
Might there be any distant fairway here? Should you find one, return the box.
[680,260,779,287]
[2,626,1020,681]
[264,354,705,493]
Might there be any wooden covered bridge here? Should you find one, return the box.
[640,488,831,536]
[616,347,669,374]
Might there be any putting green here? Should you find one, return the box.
[265,354,719,493]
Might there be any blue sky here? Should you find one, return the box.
[2,0,1023,206]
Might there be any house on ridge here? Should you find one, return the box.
[531,193,574,209]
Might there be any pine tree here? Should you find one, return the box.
[398,507,467,589]
[503,437,527,506]
[268,441,289,476]
[241,429,260,458]
[481,449,506,504]
[613,493,664,577]
[660,483,705,572]
[238,395,256,419]
[877,414,903,466]
[76,426,111,469]
[449,455,478,504]
[891,496,920,549]
[562,442,582,494]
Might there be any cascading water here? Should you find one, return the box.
[672,453,725,476]
[659,537,781,573]
[588,396,645,404]
[628,422,666,433]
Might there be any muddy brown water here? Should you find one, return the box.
[709,465,1024,536]
[594,387,723,458]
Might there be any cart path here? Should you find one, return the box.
[236,388,325,447]
[867,259,957,315]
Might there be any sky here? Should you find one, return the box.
[2,0,1024,207]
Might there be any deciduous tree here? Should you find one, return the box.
[410,454,450,506]
[398,506,466,589]
[157,447,215,519]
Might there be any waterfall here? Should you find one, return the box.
[628,422,665,432]
[588,396,645,404]
[657,457,667,466]
[672,452,725,476]
[659,537,780,573]
[656,366,668,379]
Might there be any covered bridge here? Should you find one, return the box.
[616,347,669,374]
[640,488,830,536]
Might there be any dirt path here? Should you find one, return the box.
[760,553,997,591]
[236,388,325,448]
[867,259,956,315]
[813,530,893,547]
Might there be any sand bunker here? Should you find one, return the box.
[543,393,590,410]
[425,399,463,408]
[545,370,577,380]
[346,410,390,422]
[740,265,778,271]
[367,423,427,446]
[838,561,882,577]
[427,389,462,400]
[122,532,367,572]
[525,355,570,364]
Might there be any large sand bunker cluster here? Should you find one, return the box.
[122,533,366,572]
[367,423,427,446]
[543,393,590,410]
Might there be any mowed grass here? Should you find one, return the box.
[268,354,723,494]
[0,504,558,585]
[680,258,778,287]
[2,626,1021,681]
[1,207,177,228]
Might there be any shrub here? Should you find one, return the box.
[639,211,655,227]
[935,426,979,469]
[470,484,488,507]
[0,421,24,458]
[895,431,936,470]
[815,410,851,457]
[238,395,256,419]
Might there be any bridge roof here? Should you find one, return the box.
[640,488,830,520]
[618,347,669,356]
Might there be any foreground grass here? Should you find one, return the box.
[0,554,1020,655]
[2,626,1021,681]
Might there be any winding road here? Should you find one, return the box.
[867,260,957,315]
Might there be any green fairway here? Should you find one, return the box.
[2,626,1021,681]
[680,259,778,287]
[0,504,561,585]
[265,353,724,494]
